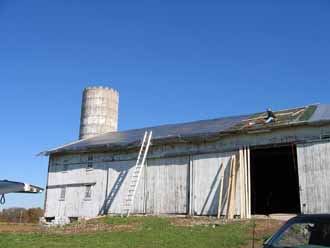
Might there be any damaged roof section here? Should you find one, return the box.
[229,105,317,131]
[40,104,330,156]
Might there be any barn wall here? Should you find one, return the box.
[101,156,189,215]
[45,155,190,218]
[102,159,145,214]
[297,140,330,214]
[44,124,330,220]
[45,152,239,219]
[45,154,109,218]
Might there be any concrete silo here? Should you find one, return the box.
[79,86,119,139]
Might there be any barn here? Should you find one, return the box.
[41,87,330,224]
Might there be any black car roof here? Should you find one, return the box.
[292,214,330,222]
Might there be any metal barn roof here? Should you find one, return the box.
[41,104,330,156]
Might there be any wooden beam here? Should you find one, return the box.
[244,147,249,218]
[228,155,237,219]
[188,156,194,216]
[247,146,251,218]
[217,162,224,219]
[239,148,245,219]
[225,156,234,219]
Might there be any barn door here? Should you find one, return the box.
[192,152,238,216]
[297,141,330,213]
[145,156,189,214]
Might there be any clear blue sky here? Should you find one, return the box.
[1,1,329,209]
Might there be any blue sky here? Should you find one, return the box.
[1,0,330,208]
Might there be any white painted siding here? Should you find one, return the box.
[297,141,330,214]
[45,154,108,218]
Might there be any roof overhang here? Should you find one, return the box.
[40,104,330,156]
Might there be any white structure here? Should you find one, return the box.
[41,88,330,223]
[79,86,119,139]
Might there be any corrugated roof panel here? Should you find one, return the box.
[41,104,330,155]
[309,104,330,122]
[41,114,250,155]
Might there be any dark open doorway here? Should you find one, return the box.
[250,145,301,215]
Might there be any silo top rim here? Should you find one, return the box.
[84,86,119,94]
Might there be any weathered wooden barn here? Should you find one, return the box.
[41,87,330,224]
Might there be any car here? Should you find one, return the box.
[262,214,330,248]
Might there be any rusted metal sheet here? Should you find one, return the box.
[297,141,330,214]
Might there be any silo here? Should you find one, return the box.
[79,86,119,139]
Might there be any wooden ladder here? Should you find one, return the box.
[122,131,152,217]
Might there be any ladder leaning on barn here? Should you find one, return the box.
[121,131,153,217]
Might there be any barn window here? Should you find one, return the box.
[59,187,66,200]
[62,159,69,173]
[85,185,92,199]
[87,155,93,170]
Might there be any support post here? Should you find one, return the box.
[247,146,251,219]
[229,155,237,219]
[239,148,245,219]
[188,156,194,216]
[217,162,224,219]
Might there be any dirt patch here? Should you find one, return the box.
[0,223,42,233]
[170,216,258,227]
[169,216,285,248]
[170,216,226,227]
[45,222,137,234]
[0,218,138,234]
[0,217,284,240]
[243,219,284,248]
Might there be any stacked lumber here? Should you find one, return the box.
[217,147,251,220]
[239,146,251,219]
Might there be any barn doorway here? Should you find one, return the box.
[250,145,301,215]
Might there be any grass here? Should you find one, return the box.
[0,216,252,248]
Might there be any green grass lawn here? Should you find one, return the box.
[0,217,253,248]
